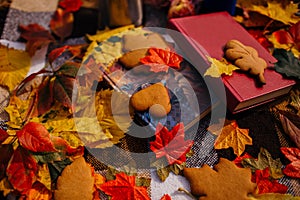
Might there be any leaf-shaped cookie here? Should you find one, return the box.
[224,40,267,84]
[183,158,257,200]
[54,157,94,200]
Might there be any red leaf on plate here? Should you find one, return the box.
[50,8,73,41]
[150,122,194,165]
[0,128,8,143]
[280,147,300,178]
[140,48,183,72]
[251,168,288,194]
[19,24,55,56]
[160,194,172,200]
[48,45,70,64]
[17,122,56,152]
[59,0,82,12]
[100,172,150,200]
[6,147,38,194]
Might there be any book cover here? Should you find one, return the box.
[168,11,296,113]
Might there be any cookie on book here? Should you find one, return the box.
[183,158,257,200]
[130,83,171,117]
[122,32,169,52]
[119,48,148,69]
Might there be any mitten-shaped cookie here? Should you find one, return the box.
[224,40,267,84]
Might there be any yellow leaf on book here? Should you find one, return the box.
[0,44,31,92]
[204,56,238,77]
[212,120,252,156]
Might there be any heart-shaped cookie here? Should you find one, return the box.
[130,83,171,117]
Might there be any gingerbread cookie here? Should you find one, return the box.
[183,158,257,200]
[130,83,171,118]
[122,32,169,52]
[224,39,267,84]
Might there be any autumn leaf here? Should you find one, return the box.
[272,21,300,50]
[19,24,55,56]
[0,44,31,92]
[251,168,288,194]
[242,148,284,179]
[48,45,70,64]
[55,157,94,200]
[140,48,183,72]
[0,178,14,197]
[59,0,82,12]
[183,158,257,200]
[204,56,239,78]
[150,122,194,165]
[213,120,252,157]
[267,34,300,58]
[0,144,14,180]
[273,48,300,80]
[247,29,273,51]
[160,194,172,200]
[50,8,73,41]
[280,147,300,179]
[6,146,38,194]
[51,136,84,158]
[233,153,253,168]
[100,172,150,200]
[26,181,52,200]
[17,122,56,152]
[237,1,300,25]
[279,113,300,148]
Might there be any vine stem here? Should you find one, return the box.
[178,187,197,200]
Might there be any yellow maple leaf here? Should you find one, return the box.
[204,56,239,77]
[86,25,135,42]
[0,44,31,92]
[0,178,14,197]
[212,119,252,156]
[37,164,52,191]
[238,0,300,25]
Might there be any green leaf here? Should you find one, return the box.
[157,166,171,182]
[48,158,72,181]
[55,62,80,78]
[273,48,300,80]
[242,147,283,179]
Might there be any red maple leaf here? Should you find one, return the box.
[16,122,56,152]
[233,153,253,168]
[140,48,183,73]
[150,122,194,165]
[0,129,8,143]
[99,173,150,200]
[280,147,300,179]
[251,168,288,194]
[273,21,300,50]
[6,147,38,194]
[160,194,172,200]
[19,24,55,56]
[59,0,82,12]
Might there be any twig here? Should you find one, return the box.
[178,187,197,200]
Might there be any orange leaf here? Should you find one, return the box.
[140,48,183,72]
[100,173,150,200]
[213,120,252,156]
[17,122,56,152]
[6,147,38,194]
[150,122,194,165]
[50,8,74,41]
[19,24,55,56]
[26,181,52,200]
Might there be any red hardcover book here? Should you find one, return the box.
[168,11,296,113]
